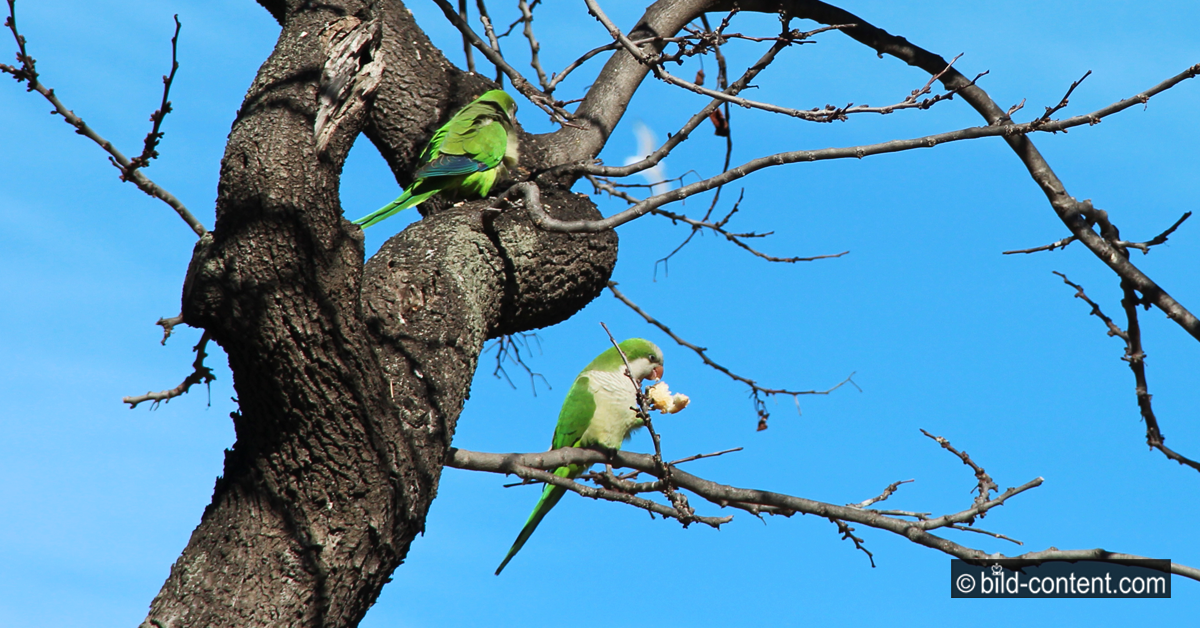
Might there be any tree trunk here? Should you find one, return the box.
[146,1,618,626]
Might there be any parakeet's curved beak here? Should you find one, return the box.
[651,365,663,381]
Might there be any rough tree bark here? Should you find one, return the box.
[151,0,642,625]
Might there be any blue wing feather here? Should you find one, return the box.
[415,154,488,179]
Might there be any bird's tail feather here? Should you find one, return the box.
[353,182,437,228]
[495,469,572,575]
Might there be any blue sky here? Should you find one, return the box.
[1,1,1196,625]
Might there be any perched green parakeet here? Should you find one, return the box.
[495,338,665,575]
[353,89,519,228]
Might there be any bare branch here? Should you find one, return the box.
[0,3,205,237]
[446,446,1200,582]
[1052,272,1128,340]
[607,281,857,430]
[123,332,216,409]
[919,429,999,512]
[585,5,973,125]
[1055,272,1200,472]
[667,447,743,466]
[794,2,1200,344]
[545,41,618,94]
[946,524,1024,546]
[1002,234,1077,255]
[652,202,851,264]
[829,518,875,567]
[593,447,745,484]
[432,0,570,123]
[485,332,550,395]
[457,0,475,73]
[517,0,549,91]
[531,63,1200,236]
[1115,211,1192,254]
[474,0,503,85]
[583,0,651,64]
[127,15,181,174]
[848,479,913,509]
[599,322,697,523]
[493,448,729,528]
[1034,70,1092,125]
[582,27,794,181]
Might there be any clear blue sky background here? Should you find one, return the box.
[2,1,1197,625]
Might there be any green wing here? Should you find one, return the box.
[437,118,508,170]
[551,375,595,449]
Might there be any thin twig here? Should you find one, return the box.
[1034,70,1092,125]
[919,429,999,512]
[1115,211,1192,254]
[580,27,795,182]
[650,194,850,266]
[458,0,475,73]
[598,322,697,523]
[473,0,502,84]
[433,0,571,123]
[126,15,180,174]
[485,332,550,395]
[517,0,549,91]
[948,523,1024,545]
[598,447,744,483]
[1055,272,1200,472]
[848,479,913,509]
[1052,272,1127,339]
[829,518,875,567]
[586,5,969,124]
[1002,234,1078,255]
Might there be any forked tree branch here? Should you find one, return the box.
[122,331,215,409]
[769,0,1200,344]
[529,62,1200,236]
[431,0,571,123]
[1054,272,1200,473]
[0,2,205,237]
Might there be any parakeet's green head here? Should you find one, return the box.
[587,338,664,381]
[476,89,518,122]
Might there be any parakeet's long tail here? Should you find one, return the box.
[353,180,438,228]
[495,468,573,575]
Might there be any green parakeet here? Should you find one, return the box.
[354,89,519,228]
[495,338,665,575]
